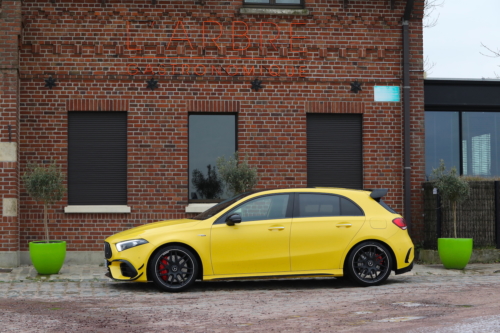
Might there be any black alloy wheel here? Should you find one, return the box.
[346,241,392,286]
[150,245,199,292]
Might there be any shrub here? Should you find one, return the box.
[216,151,259,196]
[22,162,66,242]
[431,160,470,238]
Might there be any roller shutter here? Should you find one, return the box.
[307,113,362,189]
[68,112,127,205]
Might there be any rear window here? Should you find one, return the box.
[378,200,398,214]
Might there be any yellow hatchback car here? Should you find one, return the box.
[104,188,414,292]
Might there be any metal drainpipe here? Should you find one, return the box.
[403,0,414,233]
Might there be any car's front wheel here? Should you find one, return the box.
[150,245,199,292]
[346,241,392,286]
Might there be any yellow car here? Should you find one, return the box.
[104,188,414,292]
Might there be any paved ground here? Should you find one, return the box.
[0,263,499,332]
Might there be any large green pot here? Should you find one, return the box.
[29,241,66,275]
[437,238,473,270]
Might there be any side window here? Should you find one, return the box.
[226,194,290,222]
[298,194,340,217]
[297,194,364,217]
[340,198,364,216]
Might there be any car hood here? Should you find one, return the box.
[105,219,200,243]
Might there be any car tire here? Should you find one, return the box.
[346,241,392,287]
[150,245,199,292]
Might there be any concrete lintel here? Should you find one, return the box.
[3,198,18,217]
[64,205,131,213]
[239,7,310,15]
[185,203,217,214]
[0,142,17,162]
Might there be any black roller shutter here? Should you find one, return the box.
[307,113,362,189]
[68,112,127,205]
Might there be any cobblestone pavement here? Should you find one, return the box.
[0,264,499,332]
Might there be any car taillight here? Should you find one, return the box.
[392,217,407,230]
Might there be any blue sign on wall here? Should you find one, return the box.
[374,86,400,102]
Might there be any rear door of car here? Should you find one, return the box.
[290,193,366,271]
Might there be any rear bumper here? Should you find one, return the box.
[395,260,413,275]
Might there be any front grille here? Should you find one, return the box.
[104,242,112,259]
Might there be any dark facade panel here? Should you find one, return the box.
[307,113,363,189]
[425,79,500,110]
[68,112,127,205]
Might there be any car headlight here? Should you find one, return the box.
[115,239,149,252]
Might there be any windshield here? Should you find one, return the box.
[191,190,267,220]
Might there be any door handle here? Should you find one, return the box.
[336,223,352,228]
[268,227,285,231]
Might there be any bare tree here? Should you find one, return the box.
[480,43,500,78]
[424,0,445,28]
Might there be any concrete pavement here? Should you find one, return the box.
[1,263,499,284]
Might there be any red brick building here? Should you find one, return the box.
[0,0,424,266]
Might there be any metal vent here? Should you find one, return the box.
[104,242,112,259]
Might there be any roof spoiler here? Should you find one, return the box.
[369,189,388,202]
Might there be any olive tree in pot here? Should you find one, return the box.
[216,151,259,196]
[22,162,66,274]
[431,160,472,269]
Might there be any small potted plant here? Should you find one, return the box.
[22,161,66,274]
[431,160,472,269]
[217,151,259,196]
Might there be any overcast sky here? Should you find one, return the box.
[423,0,500,79]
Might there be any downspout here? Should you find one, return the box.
[403,0,414,233]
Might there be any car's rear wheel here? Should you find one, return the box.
[150,245,199,292]
[346,241,392,286]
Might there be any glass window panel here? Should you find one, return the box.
[425,111,459,178]
[462,112,500,177]
[227,194,289,222]
[275,0,301,3]
[340,198,364,216]
[298,194,340,217]
[189,114,236,200]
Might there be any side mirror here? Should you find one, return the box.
[226,213,242,226]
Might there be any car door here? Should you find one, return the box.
[211,194,292,275]
[290,193,365,271]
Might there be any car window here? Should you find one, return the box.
[296,193,364,218]
[298,194,340,217]
[340,197,364,216]
[225,194,290,223]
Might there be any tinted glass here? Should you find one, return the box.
[298,194,340,217]
[425,111,460,179]
[340,198,364,216]
[462,112,500,177]
[226,194,290,222]
[189,114,236,200]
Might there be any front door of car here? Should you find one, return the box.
[211,194,292,275]
[290,193,366,271]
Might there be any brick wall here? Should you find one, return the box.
[0,0,22,255]
[17,0,425,251]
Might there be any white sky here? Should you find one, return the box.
[423,0,500,79]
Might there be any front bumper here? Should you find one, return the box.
[104,241,149,282]
[105,259,145,281]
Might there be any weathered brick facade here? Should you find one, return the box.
[0,0,425,264]
[0,0,22,266]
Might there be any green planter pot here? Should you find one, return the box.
[29,241,66,275]
[438,238,473,270]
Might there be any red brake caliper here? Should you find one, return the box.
[159,257,169,281]
[375,254,384,266]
